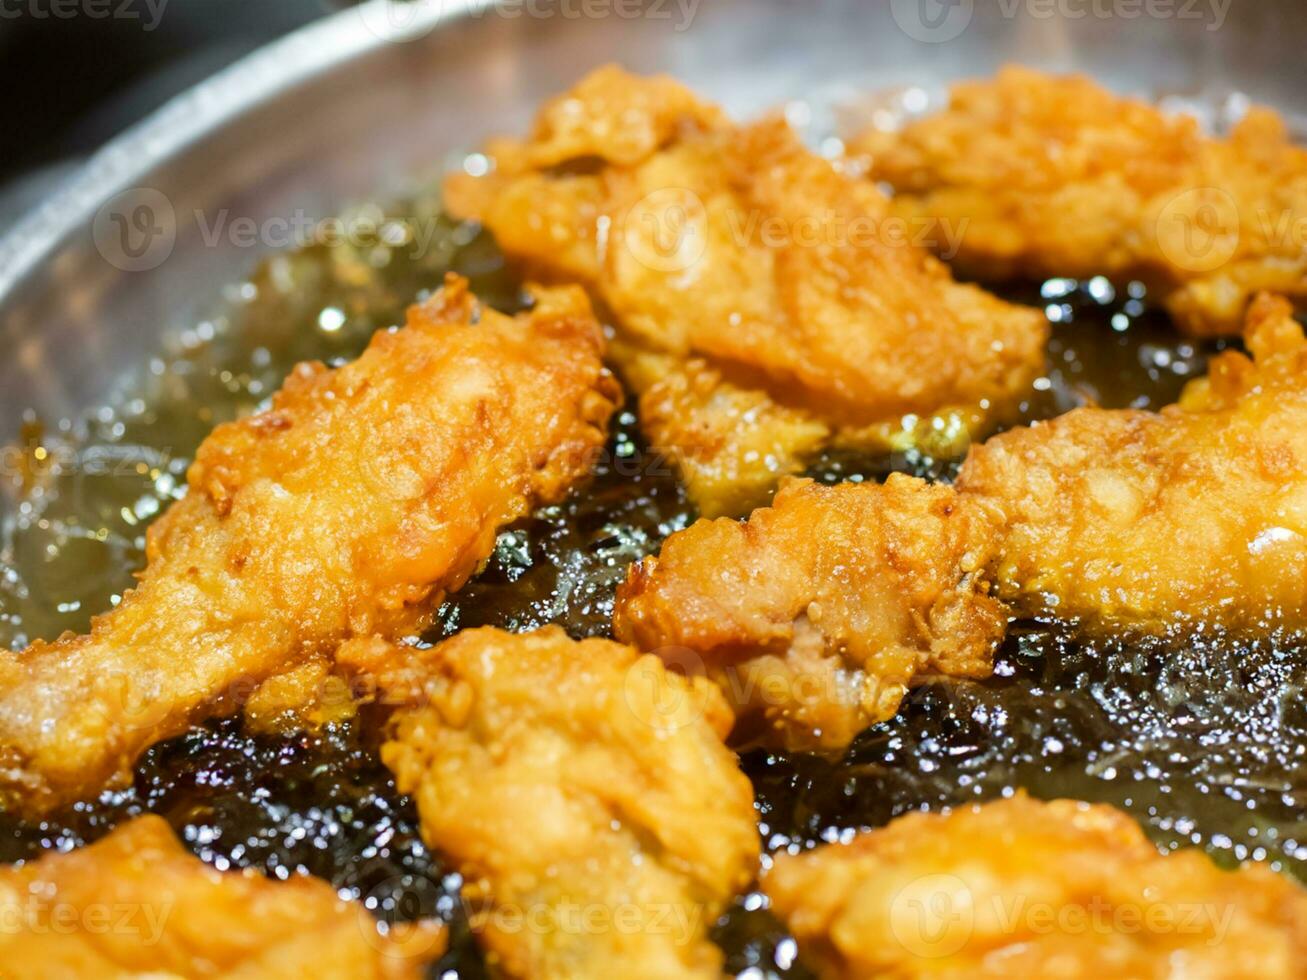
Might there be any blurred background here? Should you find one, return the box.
[0,0,337,225]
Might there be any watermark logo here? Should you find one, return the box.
[890,0,975,43]
[93,187,176,272]
[620,187,709,275]
[355,875,449,960]
[354,0,445,42]
[360,875,444,925]
[884,873,1239,958]
[622,647,707,733]
[1154,186,1240,274]
[617,186,969,276]
[85,184,974,279]
[726,209,969,261]
[90,191,459,274]
[889,873,974,957]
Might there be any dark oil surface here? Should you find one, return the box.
[0,193,1299,979]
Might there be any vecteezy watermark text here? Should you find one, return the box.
[472,0,698,28]
[356,0,701,42]
[890,874,1237,958]
[93,186,972,275]
[996,0,1231,29]
[0,0,168,30]
[617,187,972,275]
[1,897,172,944]
[92,192,462,273]
[891,0,1231,43]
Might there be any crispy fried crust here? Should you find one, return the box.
[0,815,444,978]
[448,65,1047,517]
[764,794,1307,980]
[614,344,832,519]
[337,627,758,980]
[858,65,1307,336]
[613,475,1007,751]
[958,293,1307,639]
[0,276,620,815]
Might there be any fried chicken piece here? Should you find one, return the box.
[858,65,1307,336]
[0,815,444,978]
[957,293,1307,639]
[764,793,1307,979]
[447,65,1048,517]
[613,475,1007,751]
[337,626,759,980]
[0,275,620,815]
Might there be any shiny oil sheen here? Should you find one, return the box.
[1,194,1300,979]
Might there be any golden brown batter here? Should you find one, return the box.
[614,475,1006,751]
[0,815,443,978]
[338,626,759,979]
[0,276,619,814]
[447,66,1047,517]
[858,65,1307,336]
[766,794,1307,979]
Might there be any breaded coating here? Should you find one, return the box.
[613,475,1007,751]
[0,815,444,978]
[447,65,1048,517]
[0,276,620,815]
[614,343,831,519]
[764,794,1307,979]
[242,657,360,735]
[858,65,1307,336]
[337,626,759,980]
[958,293,1307,639]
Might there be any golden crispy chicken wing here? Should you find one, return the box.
[958,293,1307,639]
[858,65,1307,336]
[0,815,443,978]
[447,65,1048,517]
[613,475,1007,751]
[0,276,620,815]
[764,793,1307,980]
[337,626,759,980]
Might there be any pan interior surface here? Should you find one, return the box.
[2,3,1307,977]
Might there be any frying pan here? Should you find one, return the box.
[2,1,1307,970]
[0,0,1303,438]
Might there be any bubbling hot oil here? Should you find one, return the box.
[0,193,1297,978]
